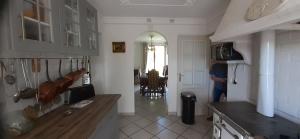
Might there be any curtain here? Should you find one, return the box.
[142,42,148,75]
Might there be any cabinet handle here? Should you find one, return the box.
[221,124,239,139]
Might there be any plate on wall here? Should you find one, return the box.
[246,0,289,21]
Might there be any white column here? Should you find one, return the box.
[257,30,275,117]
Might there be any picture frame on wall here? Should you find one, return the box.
[112,42,126,53]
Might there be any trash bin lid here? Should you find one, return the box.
[181,92,196,98]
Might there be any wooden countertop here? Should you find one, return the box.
[14,94,121,139]
[210,102,300,139]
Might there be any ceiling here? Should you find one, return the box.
[89,0,229,19]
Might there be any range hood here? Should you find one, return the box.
[210,0,300,42]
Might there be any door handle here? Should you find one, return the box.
[178,73,184,82]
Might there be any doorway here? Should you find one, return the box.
[134,31,169,115]
[177,36,210,116]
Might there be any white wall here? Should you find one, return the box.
[224,36,253,102]
[134,42,144,70]
[227,64,252,101]
[245,31,300,123]
[96,17,208,114]
[274,31,300,123]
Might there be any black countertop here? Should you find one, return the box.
[210,102,300,139]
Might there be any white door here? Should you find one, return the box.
[178,36,209,115]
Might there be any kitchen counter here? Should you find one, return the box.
[14,94,121,139]
[210,102,300,139]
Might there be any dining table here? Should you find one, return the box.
[139,76,167,96]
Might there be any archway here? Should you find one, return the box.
[133,31,169,116]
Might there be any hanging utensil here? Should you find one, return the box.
[54,59,73,95]
[73,59,80,81]
[72,59,85,81]
[38,60,58,104]
[32,58,41,104]
[82,58,91,85]
[0,60,6,79]
[87,58,92,82]
[65,59,75,81]
[4,60,16,85]
[13,60,37,103]
[24,59,33,88]
[80,58,86,75]
[60,60,73,90]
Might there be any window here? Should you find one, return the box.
[146,45,168,76]
[22,0,52,43]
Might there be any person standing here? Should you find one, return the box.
[209,61,228,102]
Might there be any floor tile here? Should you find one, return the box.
[134,118,153,128]
[130,129,153,139]
[176,120,192,128]
[165,115,180,122]
[177,136,186,139]
[144,123,166,135]
[182,129,204,139]
[190,122,212,134]
[145,114,164,122]
[157,117,174,127]
[120,118,131,128]
[119,89,213,139]
[121,123,141,136]
[119,131,130,139]
[166,122,187,134]
[156,129,179,139]
[125,115,143,122]
[203,133,212,139]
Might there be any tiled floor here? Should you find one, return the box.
[119,90,213,139]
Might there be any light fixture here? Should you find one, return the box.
[148,35,155,51]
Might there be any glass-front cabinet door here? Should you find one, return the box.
[4,0,98,57]
[80,1,99,55]
[22,0,52,42]
[9,0,61,54]
[86,6,97,50]
[59,0,83,55]
[63,0,81,48]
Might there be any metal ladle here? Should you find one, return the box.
[4,60,17,85]
[13,60,37,103]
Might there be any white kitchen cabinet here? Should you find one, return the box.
[59,0,82,54]
[220,120,244,139]
[1,0,61,57]
[58,0,100,56]
[79,0,99,56]
[213,112,248,139]
[0,0,100,57]
[213,125,221,139]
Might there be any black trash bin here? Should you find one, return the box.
[181,92,196,125]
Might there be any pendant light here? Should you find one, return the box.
[148,35,155,51]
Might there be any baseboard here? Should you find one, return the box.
[168,112,177,116]
[119,112,135,116]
